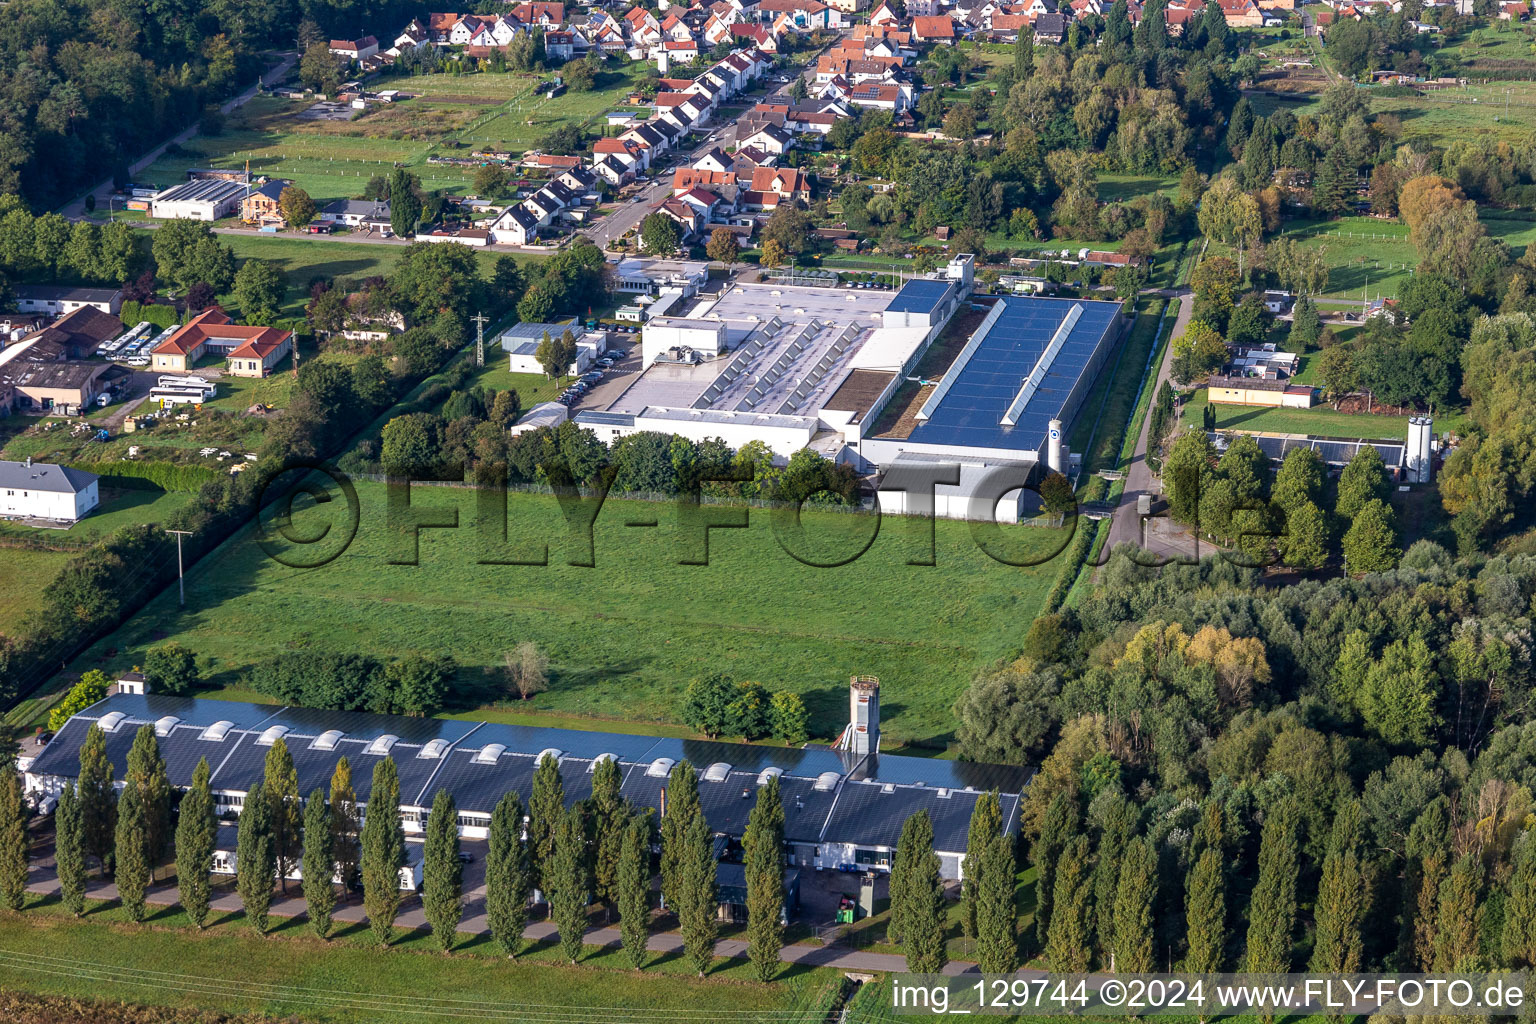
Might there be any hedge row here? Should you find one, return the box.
[119,301,179,330]
[68,461,222,492]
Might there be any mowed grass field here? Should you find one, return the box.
[0,547,75,619]
[0,901,840,1024]
[73,482,1068,748]
[1179,389,1442,440]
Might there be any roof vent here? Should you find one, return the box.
[535,747,563,765]
[366,734,399,756]
[97,712,127,734]
[881,782,896,794]
[646,756,677,779]
[757,766,784,786]
[588,752,618,772]
[936,787,952,799]
[200,720,234,742]
[813,771,841,792]
[153,716,181,737]
[419,738,451,759]
[473,743,507,765]
[311,729,344,752]
[703,762,732,782]
[255,725,290,747]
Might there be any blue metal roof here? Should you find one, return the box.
[906,295,1120,455]
[885,278,956,316]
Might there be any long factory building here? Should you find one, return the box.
[24,677,1029,881]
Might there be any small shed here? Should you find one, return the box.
[714,863,800,924]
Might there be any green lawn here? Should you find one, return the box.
[1182,389,1423,440]
[201,347,362,413]
[0,898,840,1024]
[1371,79,1536,146]
[0,547,75,619]
[461,363,567,408]
[71,482,1066,748]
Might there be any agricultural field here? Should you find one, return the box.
[1370,79,1536,145]
[72,482,1068,749]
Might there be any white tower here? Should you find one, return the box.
[1406,417,1434,483]
[847,675,880,757]
[1047,419,1065,474]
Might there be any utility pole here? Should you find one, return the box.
[472,311,490,367]
[167,530,194,608]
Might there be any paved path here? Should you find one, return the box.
[60,55,296,219]
[23,868,984,976]
[1104,287,1192,555]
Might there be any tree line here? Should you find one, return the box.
[16,729,808,979]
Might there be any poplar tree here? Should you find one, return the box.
[55,783,86,917]
[679,807,718,976]
[113,782,149,923]
[329,758,360,892]
[1310,797,1368,976]
[961,790,1002,939]
[547,804,590,963]
[125,726,171,868]
[1093,793,1137,964]
[590,756,627,919]
[1112,836,1157,973]
[1434,853,1484,971]
[1014,27,1034,79]
[889,816,914,946]
[1046,835,1092,973]
[618,812,653,970]
[1503,837,1536,967]
[77,724,115,873]
[901,811,947,975]
[263,738,302,893]
[1033,792,1077,947]
[423,789,463,952]
[175,758,216,929]
[235,779,275,934]
[1184,847,1226,974]
[527,752,565,897]
[973,797,1018,973]
[1406,798,1450,970]
[0,759,28,910]
[486,791,531,958]
[361,757,405,945]
[660,760,700,913]
[301,786,335,939]
[744,776,785,982]
[1244,797,1300,973]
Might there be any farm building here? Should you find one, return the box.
[0,458,99,522]
[25,677,1028,882]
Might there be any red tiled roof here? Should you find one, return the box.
[912,15,957,36]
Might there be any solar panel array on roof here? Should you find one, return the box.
[885,278,956,316]
[906,295,1120,455]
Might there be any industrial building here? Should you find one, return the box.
[25,677,1028,882]
[0,458,99,521]
[574,259,1125,521]
[150,178,250,221]
[1210,418,1435,483]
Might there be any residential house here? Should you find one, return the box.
[239,179,291,227]
[675,186,725,222]
[911,14,958,41]
[321,198,392,233]
[329,36,380,61]
[625,5,663,46]
[825,0,869,11]
[1032,12,1067,40]
[489,204,542,245]
[870,0,901,24]
[656,198,705,239]
[749,166,811,202]
[845,82,914,111]
[0,460,99,522]
[906,0,944,13]
[730,22,779,49]
[509,1,566,25]
[659,38,701,67]
[427,12,461,43]
[738,122,795,154]
[594,136,651,174]
[758,0,843,29]
[394,18,429,49]
[152,307,293,377]
[1217,0,1263,25]
[695,147,734,173]
[545,30,578,59]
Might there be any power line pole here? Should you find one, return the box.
[472,311,490,367]
[167,530,194,608]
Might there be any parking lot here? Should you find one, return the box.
[559,337,642,414]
